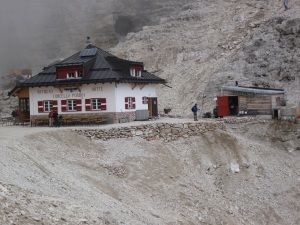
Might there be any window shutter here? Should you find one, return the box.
[125,97,129,109]
[76,99,82,111]
[61,100,67,112]
[85,99,91,111]
[132,97,136,109]
[100,98,107,110]
[38,101,44,113]
[52,100,58,111]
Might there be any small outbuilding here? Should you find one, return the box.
[216,86,285,119]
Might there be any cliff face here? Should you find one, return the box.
[1,0,299,116]
[111,0,300,116]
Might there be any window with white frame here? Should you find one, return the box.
[67,72,75,78]
[125,97,136,109]
[44,100,53,112]
[142,96,148,104]
[67,99,77,111]
[128,97,133,108]
[85,98,106,111]
[76,70,83,78]
[38,100,57,113]
[67,70,83,79]
[130,66,142,77]
[92,99,101,110]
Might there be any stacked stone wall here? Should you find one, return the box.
[75,121,227,142]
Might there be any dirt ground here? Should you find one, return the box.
[0,118,299,225]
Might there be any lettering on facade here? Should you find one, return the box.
[92,87,103,92]
[71,93,85,98]
[52,93,86,98]
[37,90,53,94]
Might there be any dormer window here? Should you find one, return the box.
[130,66,143,77]
[57,66,84,79]
[67,72,75,78]
[67,70,83,79]
[77,70,83,78]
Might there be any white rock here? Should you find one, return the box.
[230,163,240,173]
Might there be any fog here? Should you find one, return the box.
[0,0,46,74]
[0,0,163,80]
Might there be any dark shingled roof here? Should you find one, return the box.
[9,44,166,95]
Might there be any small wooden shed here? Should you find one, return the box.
[217,86,285,118]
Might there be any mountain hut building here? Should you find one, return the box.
[8,44,166,125]
[216,86,286,119]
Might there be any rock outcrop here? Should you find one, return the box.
[1,1,299,117]
[111,0,300,116]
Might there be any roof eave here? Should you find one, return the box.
[8,86,21,97]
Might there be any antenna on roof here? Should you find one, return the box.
[86,36,91,46]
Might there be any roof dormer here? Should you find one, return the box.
[130,65,143,77]
[56,66,84,80]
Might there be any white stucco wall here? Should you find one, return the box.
[115,83,157,113]
[29,83,116,116]
[29,83,157,115]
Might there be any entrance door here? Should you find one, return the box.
[273,109,279,119]
[228,96,238,115]
[217,96,229,117]
[19,98,30,122]
[148,97,158,117]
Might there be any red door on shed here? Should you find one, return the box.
[217,96,229,117]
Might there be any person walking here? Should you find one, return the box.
[53,110,59,127]
[48,110,54,127]
[284,0,288,10]
[191,103,200,121]
[11,109,17,118]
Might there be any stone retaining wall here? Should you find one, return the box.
[75,121,227,142]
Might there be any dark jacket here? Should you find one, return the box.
[53,111,58,119]
[192,105,199,112]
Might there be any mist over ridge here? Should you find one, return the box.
[0,0,188,77]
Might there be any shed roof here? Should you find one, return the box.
[222,86,285,95]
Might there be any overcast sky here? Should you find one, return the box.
[0,0,116,77]
[0,1,43,74]
[0,0,173,81]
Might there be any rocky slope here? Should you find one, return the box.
[111,0,300,116]
[1,1,299,116]
[0,1,300,224]
[0,119,299,225]
[0,90,18,118]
